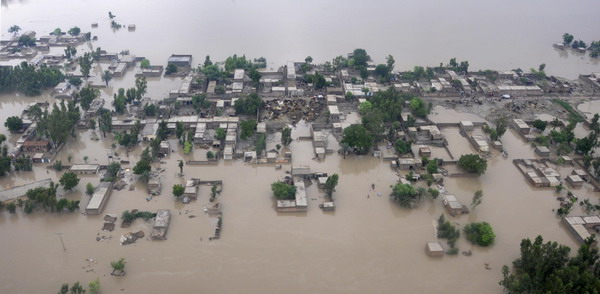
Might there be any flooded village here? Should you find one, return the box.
[2,1,600,293]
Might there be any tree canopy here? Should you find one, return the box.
[235,93,263,115]
[271,182,296,200]
[59,172,80,191]
[0,62,64,96]
[391,183,419,208]
[5,116,23,132]
[500,235,600,293]
[457,154,487,175]
[464,222,495,246]
[341,124,373,155]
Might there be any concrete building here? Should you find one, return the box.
[512,119,530,134]
[535,146,551,157]
[469,135,489,153]
[566,175,584,188]
[460,121,474,131]
[418,147,431,157]
[443,194,464,216]
[159,141,170,156]
[562,216,600,246]
[150,209,171,240]
[183,180,198,200]
[572,169,588,181]
[70,164,99,175]
[425,242,444,257]
[167,54,192,67]
[291,165,311,176]
[328,105,340,122]
[85,182,113,215]
[22,140,50,153]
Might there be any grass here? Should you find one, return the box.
[552,99,585,122]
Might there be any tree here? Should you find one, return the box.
[7,202,17,213]
[172,184,184,197]
[562,33,575,45]
[341,124,373,154]
[68,282,85,294]
[18,35,35,47]
[140,59,150,69]
[178,160,183,174]
[255,133,266,156]
[135,76,147,100]
[437,214,460,248]
[5,116,23,132]
[98,109,112,136]
[78,52,93,78]
[358,101,373,115]
[500,235,600,293]
[206,150,214,159]
[144,104,157,116]
[375,64,390,79]
[464,222,495,246]
[69,77,82,87]
[471,190,483,209]
[386,55,395,73]
[204,55,212,67]
[532,119,547,132]
[394,139,411,155]
[457,154,487,175]
[248,67,261,88]
[426,159,438,174]
[325,174,339,198]
[88,279,101,294]
[133,158,151,176]
[271,182,296,199]
[113,88,127,114]
[68,26,81,36]
[235,93,263,115]
[391,183,419,208]
[305,56,313,64]
[86,183,95,195]
[240,119,257,139]
[110,258,126,275]
[166,63,177,74]
[101,70,112,86]
[175,121,185,140]
[281,127,292,147]
[215,128,226,141]
[64,46,77,59]
[8,25,21,35]
[59,172,80,191]
[79,86,99,110]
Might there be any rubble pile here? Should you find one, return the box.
[263,98,326,122]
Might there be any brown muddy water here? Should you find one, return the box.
[2,0,600,78]
[0,105,595,293]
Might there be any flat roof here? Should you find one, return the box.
[70,164,99,171]
[86,182,112,211]
[294,181,307,207]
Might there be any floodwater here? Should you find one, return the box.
[0,104,594,293]
[1,1,600,292]
[2,0,600,78]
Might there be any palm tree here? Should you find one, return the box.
[8,25,21,35]
[102,70,113,87]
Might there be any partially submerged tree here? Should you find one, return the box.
[464,222,495,246]
[471,190,483,210]
[457,154,487,175]
[500,235,600,292]
[324,174,339,199]
[59,172,80,191]
[110,258,126,276]
[341,124,373,155]
[172,184,184,197]
[271,182,296,200]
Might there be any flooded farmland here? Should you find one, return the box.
[1,0,600,293]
